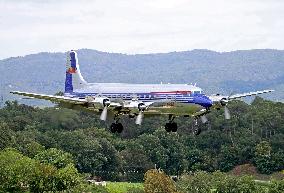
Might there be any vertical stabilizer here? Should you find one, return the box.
[65,50,88,93]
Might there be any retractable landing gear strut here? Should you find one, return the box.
[193,118,201,135]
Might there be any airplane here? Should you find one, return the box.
[11,50,274,135]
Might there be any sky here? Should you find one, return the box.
[0,0,284,59]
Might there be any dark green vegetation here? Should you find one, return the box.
[0,97,284,192]
[145,169,284,193]
[1,49,283,104]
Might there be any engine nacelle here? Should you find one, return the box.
[209,94,229,108]
[138,103,146,111]
[124,101,146,110]
[220,98,228,106]
[87,96,110,107]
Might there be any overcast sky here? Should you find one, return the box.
[0,0,283,59]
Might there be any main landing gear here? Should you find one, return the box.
[164,115,178,132]
[193,119,201,135]
[110,122,123,133]
[110,114,124,133]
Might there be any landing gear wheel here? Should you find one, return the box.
[171,122,177,132]
[110,123,124,133]
[165,123,171,132]
[110,123,117,133]
[164,122,178,132]
[116,123,124,133]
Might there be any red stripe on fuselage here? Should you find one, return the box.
[151,91,191,94]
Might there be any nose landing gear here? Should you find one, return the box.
[193,119,201,135]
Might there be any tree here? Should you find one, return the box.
[155,129,187,175]
[268,179,284,193]
[0,148,36,192]
[34,148,74,169]
[0,148,81,193]
[177,171,214,193]
[120,141,154,182]
[186,148,213,172]
[254,141,276,174]
[0,122,13,150]
[137,133,169,169]
[144,169,178,193]
[178,171,262,193]
[96,138,122,181]
[25,141,45,158]
[218,145,240,172]
[54,164,81,191]
[255,141,272,157]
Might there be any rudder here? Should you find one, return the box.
[65,50,88,93]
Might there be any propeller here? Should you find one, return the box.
[219,97,231,120]
[135,111,144,125]
[100,99,110,121]
[200,115,208,123]
[224,106,231,120]
[135,103,146,125]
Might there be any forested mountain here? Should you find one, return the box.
[0,49,283,105]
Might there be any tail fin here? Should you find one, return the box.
[65,50,88,93]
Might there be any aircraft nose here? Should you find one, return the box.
[194,96,213,108]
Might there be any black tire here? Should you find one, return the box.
[116,123,124,133]
[171,122,178,132]
[165,123,171,132]
[110,123,117,133]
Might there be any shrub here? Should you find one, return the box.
[73,183,109,193]
[144,169,178,193]
[268,179,284,193]
[231,164,258,176]
[127,187,145,193]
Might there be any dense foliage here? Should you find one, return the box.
[0,97,283,191]
[177,171,284,193]
[0,148,81,192]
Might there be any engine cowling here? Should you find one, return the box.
[124,101,146,110]
[220,98,228,106]
[93,97,110,106]
[138,103,146,111]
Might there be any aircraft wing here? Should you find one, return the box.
[10,91,87,105]
[228,89,274,100]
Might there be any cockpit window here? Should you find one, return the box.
[194,91,201,94]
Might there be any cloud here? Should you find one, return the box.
[0,0,284,59]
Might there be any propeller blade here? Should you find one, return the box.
[224,106,231,120]
[135,111,144,125]
[100,106,108,121]
[201,115,208,123]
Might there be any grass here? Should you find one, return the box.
[106,182,144,193]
